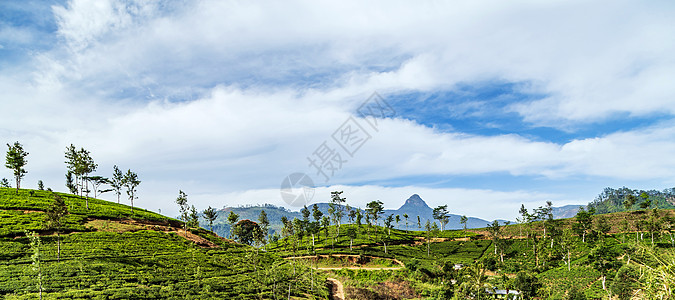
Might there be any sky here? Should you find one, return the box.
[1,0,674,221]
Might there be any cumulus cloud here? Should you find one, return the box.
[1,0,674,219]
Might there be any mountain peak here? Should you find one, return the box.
[400,194,431,210]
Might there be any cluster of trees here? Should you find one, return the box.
[223,210,269,248]
[174,190,218,233]
[266,191,462,257]
[589,186,675,214]
[2,142,142,213]
[64,145,141,212]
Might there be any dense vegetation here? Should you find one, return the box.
[265,196,675,299]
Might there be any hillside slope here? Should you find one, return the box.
[0,188,327,299]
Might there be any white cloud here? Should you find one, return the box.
[1,0,674,221]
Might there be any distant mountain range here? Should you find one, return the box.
[201,186,675,238]
[551,204,584,219]
[203,194,510,237]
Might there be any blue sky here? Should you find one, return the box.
[1,0,675,221]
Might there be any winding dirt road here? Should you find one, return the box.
[326,278,345,300]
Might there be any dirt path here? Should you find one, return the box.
[319,266,403,270]
[327,278,345,300]
[85,219,225,248]
[286,254,405,272]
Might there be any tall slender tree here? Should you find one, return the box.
[460,215,468,237]
[258,210,269,248]
[175,190,189,230]
[64,145,97,208]
[432,205,450,231]
[312,204,323,242]
[122,170,140,213]
[403,213,409,230]
[109,165,124,204]
[203,206,218,232]
[65,172,77,194]
[5,142,28,194]
[330,191,346,235]
[227,211,239,239]
[573,207,595,243]
[45,194,68,262]
[187,205,199,228]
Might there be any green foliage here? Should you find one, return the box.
[5,141,28,192]
[588,187,675,214]
[513,271,540,299]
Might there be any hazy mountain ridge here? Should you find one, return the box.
[207,194,509,236]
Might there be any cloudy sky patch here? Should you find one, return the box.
[1,0,674,221]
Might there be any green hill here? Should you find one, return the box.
[587,186,675,214]
[267,208,675,299]
[0,188,327,299]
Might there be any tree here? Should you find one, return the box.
[346,226,357,251]
[565,285,587,300]
[639,192,651,210]
[292,218,305,250]
[424,220,432,257]
[623,194,637,211]
[312,204,323,242]
[321,216,330,240]
[258,210,269,247]
[486,220,503,260]
[645,208,662,246]
[330,191,346,235]
[227,211,239,239]
[203,206,218,232]
[610,264,639,300]
[187,205,199,228]
[312,204,323,223]
[595,216,611,239]
[403,213,409,230]
[460,215,468,237]
[395,214,401,228]
[65,146,98,208]
[175,190,190,230]
[37,180,44,190]
[348,208,357,224]
[45,194,68,262]
[5,142,28,194]
[456,263,491,300]
[301,205,310,223]
[86,176,110,199]
[514,271,540,300]
[589,241,621,293]
[417,215,421,229]
[432,205,450,231]
[355,210,363,227]
[122,169,140,213]
[232,219,262,246]
[573,207,594,243]
[25,231,43,300]
[65,172,76,194]
[384,214,394,235]
[109,165,124,204]
[365,200,384,228]
[0,178,10,188]
[560,228,575,271]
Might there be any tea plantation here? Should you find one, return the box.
[0,188,328,299]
